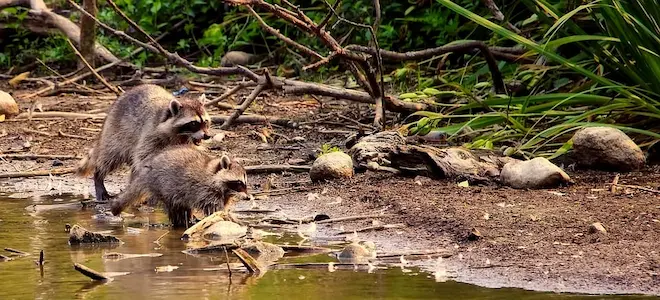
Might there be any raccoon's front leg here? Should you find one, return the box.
[93,171,112,202]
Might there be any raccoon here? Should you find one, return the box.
[76,84,212,201]
[110,146,248,228]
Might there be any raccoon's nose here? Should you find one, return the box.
[202,133,212,140]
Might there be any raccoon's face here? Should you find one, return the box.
[166,95,212,145]
[209,155,248,204]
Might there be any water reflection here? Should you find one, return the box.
[0,194,654,299]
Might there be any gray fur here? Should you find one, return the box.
[111,146,247,228]
[76,84,211,201]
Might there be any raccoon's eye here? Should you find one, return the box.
[226,180,246,193]
[179,121,201,132]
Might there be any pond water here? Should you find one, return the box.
[0,193,654,300]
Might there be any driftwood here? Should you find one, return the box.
[0,167,75,178]
[74,263,108,281]
[244,165,311,174]
[0,0,120,63]
[232,248,264,274]
[349,131,502,182]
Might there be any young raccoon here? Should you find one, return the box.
[110,146,248,228]
[76,84,212,201]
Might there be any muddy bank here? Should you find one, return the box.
[1,92,659,295]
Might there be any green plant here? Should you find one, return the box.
[319,144,342,156]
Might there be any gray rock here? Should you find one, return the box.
[572,127,645,171]
[310,151,354,182]
[220,51,260,67]
[240,241,284,262]
[500,157,571,189]
[202,221,247,241]
[0,90,18,118]
[68,224,121,245]
[337,241,376,263]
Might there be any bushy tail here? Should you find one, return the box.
[75,148,96,177]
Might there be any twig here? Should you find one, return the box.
[244,165,311,174]
[23,128,54,137]
[153,231,169,245]
[223,246,233,278]
[481,0,521,34]
[0,167,75,178]
[610,174,619,193]
[0,154,79,160]
[4,247,29,256]
[210,115,297,128]
[65,38,120,95]
[316,214,394,224]
[606,183,660,194]
[73,263,108,281]
[336,223,406,234]
[15,112,106,119]
[376,249,454,259]
[58,130,94,140]
[204,82,255,107]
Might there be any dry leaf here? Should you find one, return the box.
[9,71,30,87]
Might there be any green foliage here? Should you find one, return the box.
[319,144,342,156]
[401,0,660,158]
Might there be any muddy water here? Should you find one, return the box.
[0,193,653,300]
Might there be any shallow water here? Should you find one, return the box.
[0,193,654,300]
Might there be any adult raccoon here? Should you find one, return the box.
[76,84,212,201]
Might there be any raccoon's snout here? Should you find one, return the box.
[202,133,212,140]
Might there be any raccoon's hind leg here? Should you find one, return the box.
[165,203,193,228]
[93,172,112,202]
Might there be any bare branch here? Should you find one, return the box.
[65,38,120,95]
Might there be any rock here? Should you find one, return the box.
[500,157,571,189]
[204,132,226,150]
[467,228,482,241]
[337,241,376,263]
[220,51,260,67]
[572,127,645,171]
[287,158,307,165]
[68,224,122,245]
[588,222,607,234]
[52,159,64,167]
[240,241,284,262]
[310,151,354,182]
[0,90,18,118]
[291,136,306,143]
[202,221,247,241]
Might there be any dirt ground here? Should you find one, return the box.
[1,88,659,295]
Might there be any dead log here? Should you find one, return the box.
[0,0,121,63]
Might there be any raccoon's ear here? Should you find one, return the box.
[169,99,182,116]
[220,155,232,170]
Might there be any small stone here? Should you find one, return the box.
[500,157,571,189]
[291,136,306,143]
[467,228,482,241]
[202,221,247,241]
[220,51,260,67]
[240,241,284,262]
[588,222,607,234]
[287,158,307,165]
[0,90,19,118]
[310,151,354,182]
[68,224,121,245]
[52,159,64,167]
[572,127,645,171]
[337,241,376,263]
[205,132,226,150]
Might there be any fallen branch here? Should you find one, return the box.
[4,247,29,256]
[15,112,106,119]
[65,38,120,95]
[0,0,121,63]
[244,165,311,174]
[376,249,454,259]
[0,167,75,178]
[336,223,406,235]
[73,263,108,281]
[606,183,660,194]
[58,130,94,140]
[210,115,297,128]
[231,248,264,274]
[316,214,395,224]
[0,154,79,160]
[204,82,256,107]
